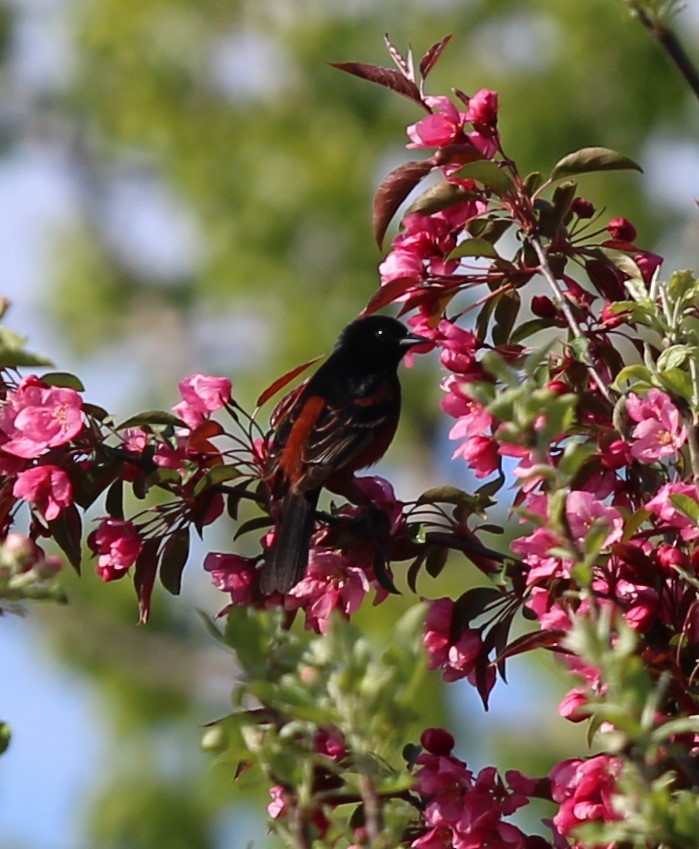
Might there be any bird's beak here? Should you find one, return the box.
[399,331,431,349]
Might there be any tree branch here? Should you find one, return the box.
[629,1,699,103]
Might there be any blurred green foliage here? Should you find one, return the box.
[3,1,697,847]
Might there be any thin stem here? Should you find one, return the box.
[629,1,699,103]
[528,234,615,405]
[358,773,383,847]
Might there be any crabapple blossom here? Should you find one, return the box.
[0,376,83,459]
[12,465,73,521]
[625,389,686,463]
[203,552,255,605]
[173,373,232,428]
[284,549,371,633]
[88,518,143,582]
[549,755,622,839]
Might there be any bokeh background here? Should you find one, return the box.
[2,1,699,847]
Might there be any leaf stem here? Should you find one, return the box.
[527,234,615,405]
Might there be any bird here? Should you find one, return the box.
[259,314,425,595]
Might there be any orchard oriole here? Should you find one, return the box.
[260,315,424,595]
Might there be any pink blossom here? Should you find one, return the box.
[550,755,621,836]
[423,597,486,684]
[285,549,370,633]
[0,376,83,459]
[13,464,73,521]
[626,389,686,462]
[438,321,483,377]
[466,89,499,126]
[203,552,255,605]
[407,96,466,149]
[606,216,637,242]
[511,526,564,584]
[634,249,663,283]
[646,482,699,541]
[267,785,288,819]
[450,430,500,478]
[558,687,590,722]
[565,491,623,549]
[173,373,231,428]
[378,247,424,286]
[89,518,143,582]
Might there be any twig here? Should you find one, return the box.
[629,1,699,104]
[359,773,383,846]
[527,234,615,405]
[686,421,699,496]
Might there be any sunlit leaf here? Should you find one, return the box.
[550,146,643,181]
[450,160,514,194]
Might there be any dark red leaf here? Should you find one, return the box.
[329,62,422,105]
[495,629,566,663]
[373,158,435,248]
[425,545,449,578]
[256,355,323,410]
[134,538,159,624]
[159,528,190,595]
[362,277,419,316]
[451,586,503,636]
[47,505,82,573]
[373,550,400,594]
[406,551,427,593]
[474,648,495,710]
[419,34,453,79]
[105,478,124,520]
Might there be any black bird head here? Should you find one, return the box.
[335,315,425,369]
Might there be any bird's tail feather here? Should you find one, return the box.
[260,489,320,594]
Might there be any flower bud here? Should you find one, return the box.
[571,197,595,218]
[607,216,637,243]
[420,726,455,755]
[531,295,558,319]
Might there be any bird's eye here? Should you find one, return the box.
[375,328,386,338]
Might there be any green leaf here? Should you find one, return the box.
[417,485,472,506]
[611,364,653,390]
[116,410,186,430]
[670,493,699,524]
[492,290,520,346]
[451,160,514,194]
[447,237,499,260]
[404,180,477,218]
[466,216,512,243]
[509,317,555,344]
[0,722,10,756]
[550,146,643,181]
[193,464,241,495]
[40,371,85,391]
[657,367,693,402]
[657,344,694,371]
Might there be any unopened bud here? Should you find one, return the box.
[420,727,455,755]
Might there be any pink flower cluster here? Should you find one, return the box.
[549,755,621,844]
[423,597,493,695]
[88,518,143,582]
[0,376,84,524]
[412,728,541,849]
[406,92,499,156]
[204,475,403,633]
